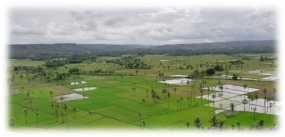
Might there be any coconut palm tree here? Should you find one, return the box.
[194,117,202,129]
[186,122,190,128]
[179,97,183,110]
[35,108,39,126]
[257,120,264,130]
[56,102,60,109]
[23,108,28,124]
[60,111,66,123]
[219,85,223,95]
[263,88,267,105]
[242,99,248,111]
[176,99,179,111]
[211,94,216,107]
[50,91,53,97]
[230,103,235,112]
[253,108,257,121]
[187,96,191,108]
[243,84,248,99]
[63,104,68,120]
[167,92,171,110]
[9,119,15,127]
[138,112,142,128]
[55,109,59,122]
[200,89,204,103]
[173,87,177,96]
[146,89,149,97]
[73,106,78,119]
[254,93,259,108]
[29,98,34,111]
[207,87,210,100]
[51,101,55,113]
[210,115,218,128]
[26,91,30,103]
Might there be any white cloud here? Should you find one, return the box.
[9,7,276,44]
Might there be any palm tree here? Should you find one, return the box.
[51,101,55,113]
[257,120,264,130]
[263,88,267,113]
[176,99,179,111]
[138,112,142,128]
[173,87,177,96]
[194,117,202,129]
[26,91,30,103]
[23,108,29,124]
[273,88,276,104]
[50,91,53,97]
[219,85,223,96]
[9,119,15,128]
[211,94,216,107]
[146,89,149,97]
[35,109,39,126]
[230,103,235,112]
[243,84,248,99]
[60,111,66,123]
[142,121,146,128]
[207,87,210,100]
[210,115,218,128]
[254,93,259,108]
[186,122,190,128]
[187,96,191,108]
[73,106,78,119]
[55,109,59,122]
[242,99,248,111]
[63,104,68,120]
[200,89,204,103]
[56,102,60,109]
[179,97,183,110]
[253,108,257,121]
[29,98,34,111]
[167,92,171,110]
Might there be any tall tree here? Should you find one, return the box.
[254,93,259,108]
[55,109,59,122]
[200,89,204,103]
[263,88,267,113]
[230,103,235,112]
[179,97,183,110]
[73,106,78,119]
[138,112,142,128]
[60,111,66,123]
[167,92,171,110]
[243,84,248,99]
[210,115,219,128]
[194,117,202,129]
[9,119,15,128]
[35,108,39,126]
[211,94,216,107]
[23,108,28,124]
[242,99,248,111]
[50,91,53,97]
[253,108,257,121]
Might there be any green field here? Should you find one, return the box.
[8,53,278,131]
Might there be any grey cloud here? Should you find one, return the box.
[10,7,276,44]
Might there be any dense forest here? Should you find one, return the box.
[9,40,276,60]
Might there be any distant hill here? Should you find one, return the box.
[9,40,276,60]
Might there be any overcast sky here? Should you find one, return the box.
[9,7,276,45]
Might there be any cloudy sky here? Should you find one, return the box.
[9,7,276,45]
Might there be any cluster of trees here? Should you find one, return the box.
[45,59,66,69]
[10,40,275,60]
[193,116,266,130]
[107,56,151,69]
[259,56,276,61]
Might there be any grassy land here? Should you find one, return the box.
[8,54,278,130]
